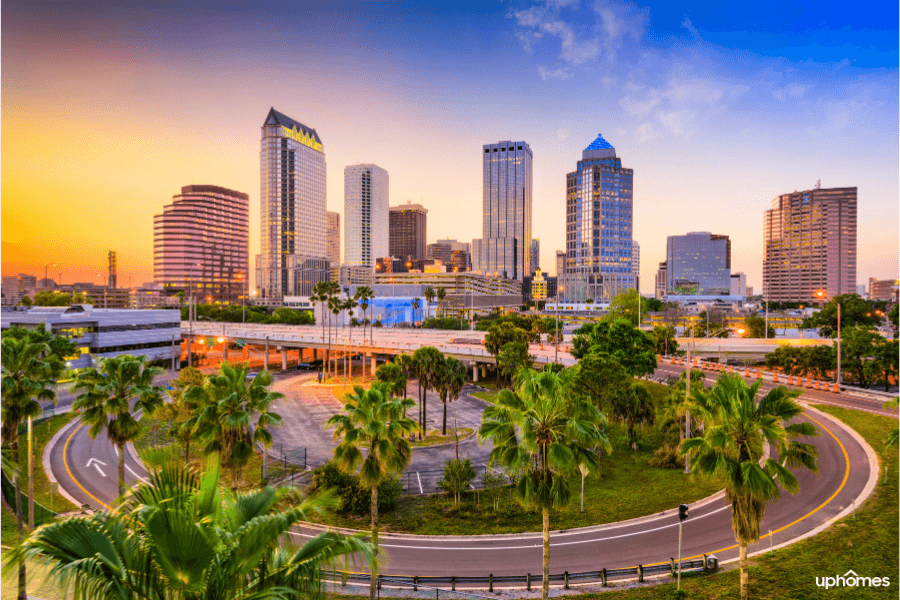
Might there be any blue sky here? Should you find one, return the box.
[3,0,897,289]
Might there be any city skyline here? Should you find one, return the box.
[2,1,897,292]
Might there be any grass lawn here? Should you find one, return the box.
[11,413,79,515]
[1,555,74,600]
[134,413,265,491]
[304,420,724,535]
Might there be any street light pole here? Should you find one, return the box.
[837,302,842,386]
[684,326,693,474]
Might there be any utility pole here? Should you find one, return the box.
[684,327,694,474]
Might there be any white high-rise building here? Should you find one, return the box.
[730,272,747,297]
[256,108,329,302]
[631,240,640,293]
[344,164,389,268]
[472,141,533,281]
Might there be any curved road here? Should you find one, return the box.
[49,361,893,583]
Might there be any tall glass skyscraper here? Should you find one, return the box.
[472,141,533,281]
[666,232,731,295]
[564,134,634,302]
[344,164,388,268]
[256,108,329,302]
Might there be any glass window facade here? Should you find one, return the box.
[344,164,389,268]
[665,232,731,296]
[473,141,533,281]
[563,134,634,302]
[256,108,328,301]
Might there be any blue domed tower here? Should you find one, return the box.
[562,134,635,302]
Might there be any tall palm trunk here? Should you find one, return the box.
[442,399,447,436]
[369,485,379,600]
[542,507,550,600]
[418,380,424,440]
[14,441,27,600]
[739,544,749,600]
[117,441,126,497]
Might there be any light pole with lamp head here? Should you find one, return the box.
[816,291,841,386]
[555,285,564,364]
[236,272,246,323]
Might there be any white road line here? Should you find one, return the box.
[416,471,423,495]
[290,505,731,550]
[113,445,149,484]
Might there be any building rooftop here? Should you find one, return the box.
[585,133,614,151]
[263,107,323,145]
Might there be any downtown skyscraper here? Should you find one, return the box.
[563,134,634,302]
[344,164,389,268]
[256,108,329,302]
[472,141,533,281]
[763,185,857,302]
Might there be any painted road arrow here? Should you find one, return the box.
[86,458,107,477]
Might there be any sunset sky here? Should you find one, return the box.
[3,0,897,291]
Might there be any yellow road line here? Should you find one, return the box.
[62,422,112,511]
[650,411,850,564]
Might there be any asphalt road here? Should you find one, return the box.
[49,362,892,583]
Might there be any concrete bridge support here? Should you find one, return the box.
[372,356,377,374]
[264,338,269,371]
[472,364,479,382]
[282,348,288,370]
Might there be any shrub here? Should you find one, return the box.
[310,461,402,515]
[437,458,476,504]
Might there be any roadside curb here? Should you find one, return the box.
[43,412,85,510]
[300,488,728,541]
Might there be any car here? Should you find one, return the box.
[296,363,312,370]
[246,372,257,382]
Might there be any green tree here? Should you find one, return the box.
[479,368,611,600]
[870,338,899,391]
[483,323,530,362]
[798,345,836,380]
[18,296,32,308]
[411,297,422,322]
[606,289,642,326]
[801,294,882,337]
[496,341,535,388]
[436,287,447,317]
[155,366,206,462]
[7,462,372,599]
[185,364,283,486]
[33,290,72,306]
[73,355,165,497]
[437,457,476,505]
[889,304,899,336]
[312,281,330,378]
[327,382,417,600]
[568,352,630,408]
[375,361,407,399]
[650,325,679,355]
[570,318,657,377]
[839,326,883,388]
[692,310,729,338]
[424,286,435,319]
[435,356,468,434]
[682,375,819,600]
[411,346,445,438]
[765,345,803,376]
[1,336,65,600]
[610,382,655,449]
[743,313,774,338]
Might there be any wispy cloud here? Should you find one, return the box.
[511,0,647,79]
[773,84,811,101]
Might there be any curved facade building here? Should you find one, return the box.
[153,185,250,304]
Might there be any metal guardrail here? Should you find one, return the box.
[321,556,716,592]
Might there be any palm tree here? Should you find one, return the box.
[424,286,435,320]
[610,382,656,450]
[1,337,61,600]
[8,461,373,599]
[185,364,283,487]
[312,281,329,378]
[72,354,164,498]
[327,383,417,600]
[411,297,422,324]
[479,367,611,600]
[435,357,468,435]
[355,286,375,380]
[375,361,407,399]
[411,346,445,439]
[682,375,819,600]
[394,353,414,398]
[344,295,359,380]
[328,294,343,379]
[436,287,447,318]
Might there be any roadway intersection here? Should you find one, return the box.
[46,357,893,585]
